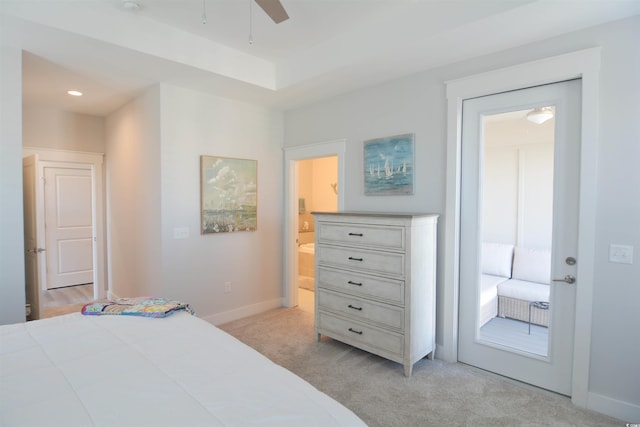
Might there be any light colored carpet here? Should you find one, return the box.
[219,305,621,427]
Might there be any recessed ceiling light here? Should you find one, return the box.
[67,90,83,97]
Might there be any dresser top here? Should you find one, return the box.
[311,211,439,219]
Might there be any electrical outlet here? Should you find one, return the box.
[609,244,634,264]
[224,282,232,293]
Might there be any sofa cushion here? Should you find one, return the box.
[482,243,514,278]
[512,247,551,284]
[497,279,550,302]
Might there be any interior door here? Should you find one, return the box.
[44,167,94,289]
[458,80,581,395]
[23,155,41,320]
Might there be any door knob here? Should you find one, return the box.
[553,275,575,284]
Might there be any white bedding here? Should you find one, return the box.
[0,312,366,427]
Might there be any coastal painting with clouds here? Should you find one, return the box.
[364,133,414,196]
[201,156,257,234]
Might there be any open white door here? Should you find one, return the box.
[23,155,42,320]
[43,167,94,289]
[458,79,581,395]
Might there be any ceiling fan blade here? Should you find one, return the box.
[254,0,289,24]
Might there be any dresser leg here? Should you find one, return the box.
[404,364,412,377]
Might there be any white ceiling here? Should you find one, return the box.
[2,0,639,116]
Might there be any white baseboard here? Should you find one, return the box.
[202,298,282,325]
[587,391,640,423]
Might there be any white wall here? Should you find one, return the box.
[284,16,640,419]
[299,156,338,215]
[311,156,338,212]
[587,17,640,415]
[99,84,276,320]
[105,86,163,298]
[483,147,519,244]
[0,44,26,325]
[22,105,105,152]
[483,118,555,249]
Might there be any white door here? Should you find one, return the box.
[44,167,94,289]
[458,79,581,395]
[23,155,42,320]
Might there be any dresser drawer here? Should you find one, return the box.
[316,245,405,278]
[316,222,405,251]
[317,311,403,358]
[318,289,404,330]
[316,267,404,305]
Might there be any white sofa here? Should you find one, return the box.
[480,243,551,327]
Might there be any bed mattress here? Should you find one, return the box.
[0,312,366,426]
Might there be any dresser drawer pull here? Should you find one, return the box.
[347,280,363,286]
[348,257,363,262]
[348,232,363,237]
[347,304,363,311]
[348,327,363,335]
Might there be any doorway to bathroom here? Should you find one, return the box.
[283,139,346,309]
[296,156,338,312]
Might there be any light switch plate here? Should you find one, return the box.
[609,244,633,264]
[173,227,190,239]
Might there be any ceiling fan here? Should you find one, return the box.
[254,0,289,24]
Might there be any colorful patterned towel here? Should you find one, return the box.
[81,297,195,318]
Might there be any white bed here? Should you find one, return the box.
[0,312,366,426]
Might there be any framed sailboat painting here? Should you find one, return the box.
[363,133,414,196]
[200,155,257,234]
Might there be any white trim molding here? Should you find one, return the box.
[443,48,601,409]
[282,140,346,308]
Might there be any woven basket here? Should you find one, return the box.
[498,296,549,327]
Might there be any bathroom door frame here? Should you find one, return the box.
[283,140,346,307]
[442,48,600,409]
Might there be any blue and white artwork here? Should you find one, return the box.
[364,133,414,196]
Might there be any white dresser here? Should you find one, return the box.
[312,212,438,377]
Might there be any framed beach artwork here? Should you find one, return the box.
[200,155,257,234]
[364,133,414,196]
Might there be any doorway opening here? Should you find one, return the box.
[296,156,338,312]
[283,139,346,309]
[22,149,106,320]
